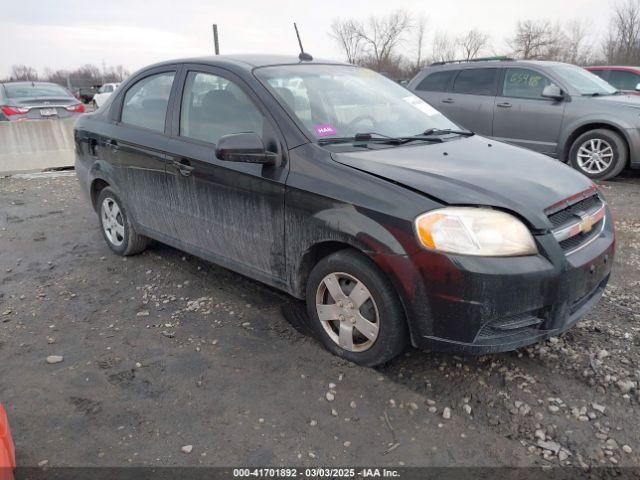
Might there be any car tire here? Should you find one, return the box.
[306,249,407,366]
[569,129,627,180]
[97,187,149,256]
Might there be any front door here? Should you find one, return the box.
[492,67,566,155]
[164,67,288,281]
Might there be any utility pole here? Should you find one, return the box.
[212,24,220,55]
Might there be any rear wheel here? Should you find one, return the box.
[306,250,407,366]
[569,129,627,180]
[97,187,149,256]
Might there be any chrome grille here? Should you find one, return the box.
[548,195,602,229]
[548,194,606,255]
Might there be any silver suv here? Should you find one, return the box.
[408,59,640,180]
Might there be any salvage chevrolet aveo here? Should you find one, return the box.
[75,55,614,366]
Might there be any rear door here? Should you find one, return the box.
[411,70,456,116]
[109,68,178,234]
[163,65,288,281]
[492,67,566,155]
[440,68,498,136]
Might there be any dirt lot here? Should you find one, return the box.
[0,171,639,470]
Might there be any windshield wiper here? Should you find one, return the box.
[316,129,474,146]
[582,91,619,97]
[420,128,475,137]
[318,132,444,146]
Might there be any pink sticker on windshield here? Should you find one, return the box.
[314,124,337,137]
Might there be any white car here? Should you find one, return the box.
[92,83,120,109]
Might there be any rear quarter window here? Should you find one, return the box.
[452,68,498,96]
[415,71,455,92]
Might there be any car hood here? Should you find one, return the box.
[588,93,640,108]
[331,135,594,230]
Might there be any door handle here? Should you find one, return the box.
[497,102,512,108]
[442,98,455,104]
[172,159,194,177]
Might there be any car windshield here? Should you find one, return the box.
[550,65,618,96]
[4,83,71,99]
[255,64,460,140]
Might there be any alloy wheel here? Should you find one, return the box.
[101,197,125,247]
[315,272,380,352]
[576,138,614,174]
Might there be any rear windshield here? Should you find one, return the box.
[4,83,71,99]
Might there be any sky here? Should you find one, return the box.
[0,0,613,78]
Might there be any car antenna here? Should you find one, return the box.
[294,23,313,62]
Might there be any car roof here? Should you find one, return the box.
[141,54,351,72]
[0,81,65,87]
[586,65,640,71]
[421,59,568,72]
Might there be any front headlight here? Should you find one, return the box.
[414,207,537,256]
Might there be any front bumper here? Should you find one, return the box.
[373,209,615,355]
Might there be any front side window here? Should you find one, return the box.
[416,71,455,92]
[255,65,458,140]
[99,84,114,94]
[608,70,640,91]
[180,71,264,144]
[121,72,175,132]
[502,68,553,99]
[452,69,498,96]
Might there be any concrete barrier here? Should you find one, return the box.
[0,118,77,174]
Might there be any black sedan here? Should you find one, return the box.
[74,55,614,366]
[0,81,85,121]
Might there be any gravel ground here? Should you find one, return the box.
[0,171,639,470]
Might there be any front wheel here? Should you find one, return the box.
[306,249,407,366]
[569,129,627,180]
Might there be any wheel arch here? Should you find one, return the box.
[561,122,630,165]
[292,240,365,299]
[90,178,110,211]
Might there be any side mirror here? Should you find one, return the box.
[215,133,277,165]
[542,84,564,100]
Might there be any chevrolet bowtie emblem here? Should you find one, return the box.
[578,212,595,233]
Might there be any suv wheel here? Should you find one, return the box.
[97,187,149,256]
[569,129,627,180]
[306,249,407,366]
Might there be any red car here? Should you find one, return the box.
[586,66,640,95]
[0,404,14,480]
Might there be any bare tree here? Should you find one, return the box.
[10,65,39,81]
[412,15,429,71]
[431,32,458,63]
[356,10,413,70]
[509,19,564,60]
[457,29,490,60]
[606,0,640,64]
[330,19,364,64]
[602,28,619,64]
[561,19,593,65]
